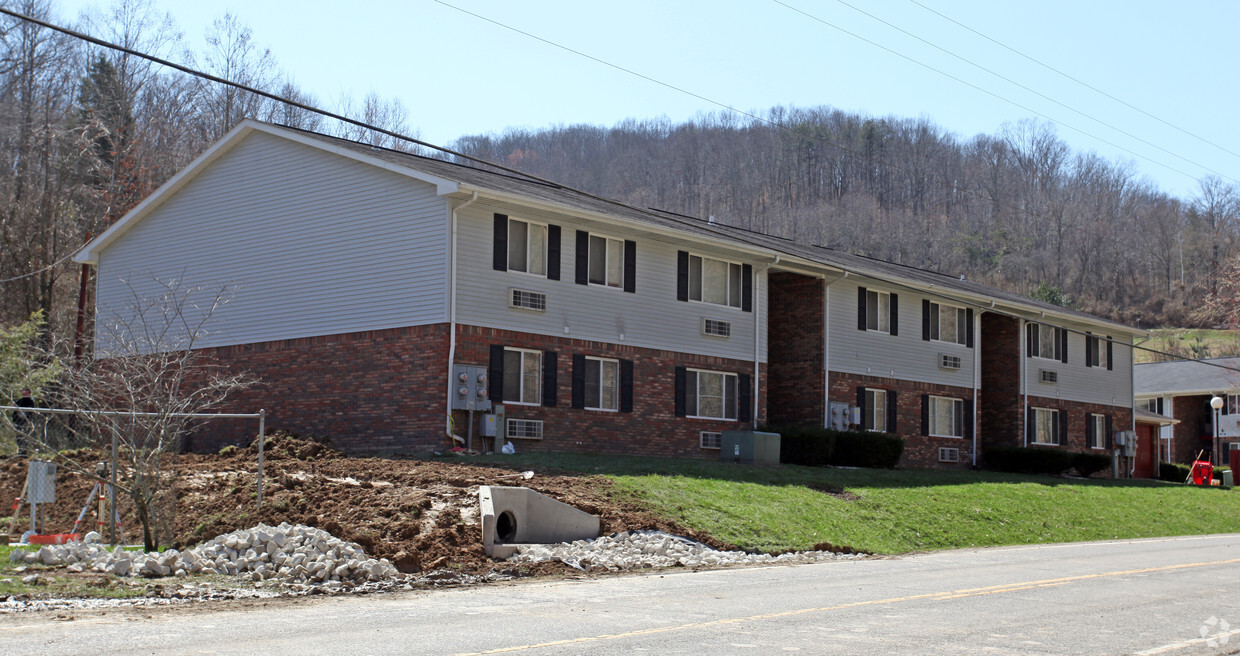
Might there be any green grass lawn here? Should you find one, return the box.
[472,452,1240,555]
[1137,328,1240,363]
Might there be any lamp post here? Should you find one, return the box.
[1210,396,1224,466]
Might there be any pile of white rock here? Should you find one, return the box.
[10,523,402,586]
[507,530,862,571]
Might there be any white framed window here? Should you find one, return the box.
[1139,398,1159,413]
[865,290,891,333]
[584,357,619,411]
[863,388,887,432]
[1088,414,1106,449]
[1086,334,1109,368]
[687,369,738,420]
[507,218,547,276]
[929,302,968,345]
[929,396,964,438]
[1028,323,1064,360]
[1032,407,1060,445]
[700,431,722,450]
[1227,394,1239,415]
[502,348,541,405]
[689,254,743,308]
[588,235,625,288]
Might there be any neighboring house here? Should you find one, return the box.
[75,121,1141,469]
[1134,356,1240,466]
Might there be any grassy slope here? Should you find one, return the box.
[1136,328,1240,363]
[477,453,1240,555]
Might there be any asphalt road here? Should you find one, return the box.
[3,534,1240,655]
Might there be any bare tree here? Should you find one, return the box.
[33,276,254,551]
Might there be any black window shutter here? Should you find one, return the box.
[741,264,753,312]
[887,390,898,433]
[965,309,975,348]
[547,225,561,280]
[921,299,931,341]
[488,345,505,402]
[1058,409,1068,446]
[623,240,636,293]
[674,366,687,417]
[574,230,589,285]
[1157,397,1164,415]
[542,351,558,407]
[1086,414,1095,446]
[1026,323,1035,358]
[1106,337,1113,371]
[963,399,974,440]
[676,251,689,302]
[738,373,752,422]
[492,214,508,271]
[1085,334,1094,368]
[571,354,586,409]
[619,360,634,413]
[1105,415,1114,449]
[920,394,930,435]
[857,287,868,331]
[1059,328,1069,364]
[889,293,899,336]
[1026,410,1035,445]
[856,386,866,422]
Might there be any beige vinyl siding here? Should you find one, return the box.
[454,202,766,362]
[827,279,975,386]
[94,131,450,352]
[1025,327,1133,406]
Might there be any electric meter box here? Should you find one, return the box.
[26,460,57,504]
[721,430,781,465]
[451,365,492,411]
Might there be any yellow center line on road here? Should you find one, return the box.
[450,557,1240,655]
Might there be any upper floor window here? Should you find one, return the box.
[1227,394,1239,415]
[493,213,560,279]
[677,252,751,311]
[588,236,624,288]
[1086,334,1111,369]
[1027,323,1066,362]
[927,302,967,345]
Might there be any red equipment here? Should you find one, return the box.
[1190,460,1213,486]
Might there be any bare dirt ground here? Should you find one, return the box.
[1,432,731,579]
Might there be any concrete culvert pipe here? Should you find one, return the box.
[496,510,517,543]
[478,486,600,558]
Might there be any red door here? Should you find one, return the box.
[1134,424,1156,478]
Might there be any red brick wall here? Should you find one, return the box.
[1022,395,1133,453]
[767,272,824,426]
[829,371,976,469]
[979,312,1022,448]
[189,324,451,453]
[1172,395,1213,463]
[454,325,766,459]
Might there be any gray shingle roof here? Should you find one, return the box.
[1134,357,1240,395]
[288,124,1136,333]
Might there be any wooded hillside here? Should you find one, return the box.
[0,0,1235,344]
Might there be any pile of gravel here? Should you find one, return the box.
[507,530,863,571]
[10,523,401,585]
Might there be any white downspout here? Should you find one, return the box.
[446,192,479,442]
[1021,319,1028,447]
[754,256,779,428]
[823,276,832,429]
[972,310,981,467]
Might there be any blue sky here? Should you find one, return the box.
[56,0,1240,200]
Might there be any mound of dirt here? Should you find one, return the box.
[0,432,731,579]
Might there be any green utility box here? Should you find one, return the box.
[721,430,781,465]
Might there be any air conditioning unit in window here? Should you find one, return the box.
[938,353,962,370]
[700,431,722,449]
[702,318,732,338]
[1039,369,1058,384]
[509,289,547,312]
[506,419,543,440]
[938,447,960,463]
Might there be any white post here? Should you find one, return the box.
[256,409,266,509]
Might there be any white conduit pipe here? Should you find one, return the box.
[445,192,479,443]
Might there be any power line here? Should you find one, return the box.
[820,0,1237,185]
[908,0,1240,164]
[0,252,78,283]
[767,0,1204,184]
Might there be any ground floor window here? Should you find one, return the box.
[929,396,964,438]
[503,348,541,405]
[864,388,887,432]
[583,357,619,411]
[1031,408,1061,445]
[687,369,738,420]
[1088,414,1106,449]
